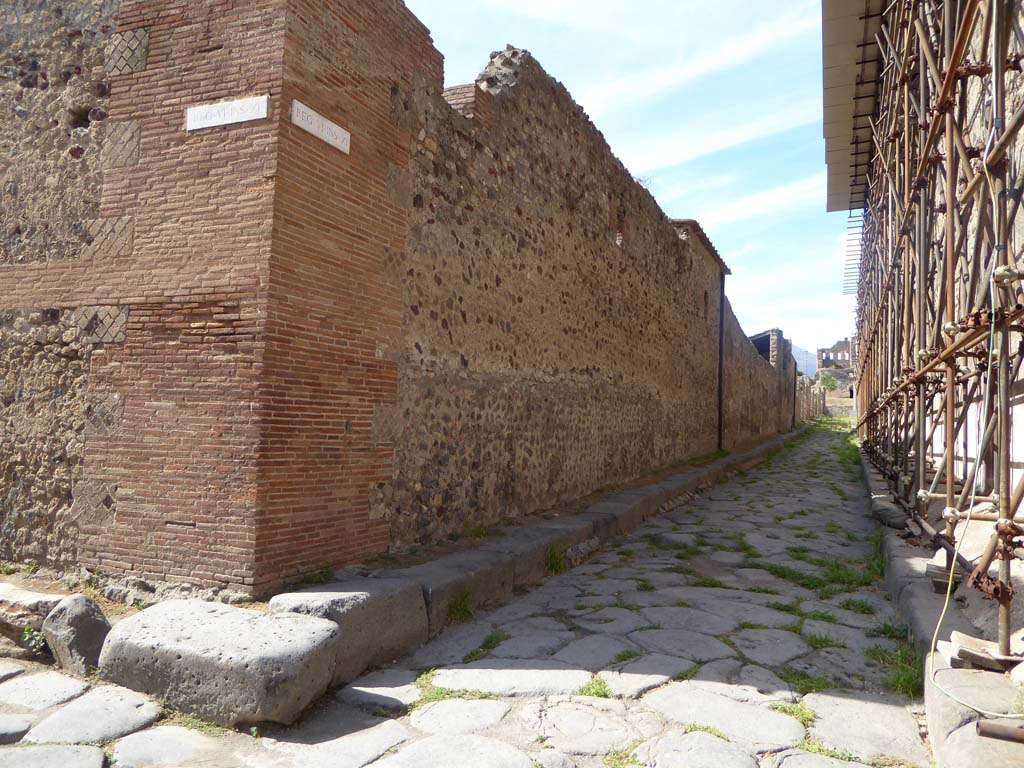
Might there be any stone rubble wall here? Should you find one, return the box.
[1,0,119,265]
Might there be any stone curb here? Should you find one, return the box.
[858,448,1024,767]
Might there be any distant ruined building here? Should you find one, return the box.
[1,0,822,595]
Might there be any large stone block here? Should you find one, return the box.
[42,594,111,676]
[98,599,341,726]
[269,576,428,685]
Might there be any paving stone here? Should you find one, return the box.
[738,664,797,701]
[99,599,341,726]
[262,700,411,767]
[552,635,635,670]
[0,670,88,711]
[408,699,510,734]
[408,621,493,668]
[113,726,223,768]
[731,628,811,666]
[801,619,892,655]
[41,595,111,677]
[268,575,429,685]
[598,653,695,698]
[520,697,659,755]
[804,690,930,766]
[502,616,572,635]
[699,600,804,628]
[338,668,421,713]
[431,659,592,696]
[642,682,806,751]
[0,714,32,744]
[693,657,743,683]
[491,631,574,658]
[0,745,104,768]
[371,734,535,768]
[572,607,649,634]
[634,730,757,768]
[640,605,738,634]
[24,686,159,744]
[0,662,23,684]
[628,629,735,661]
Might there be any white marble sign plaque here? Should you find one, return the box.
[290,99,351,155]
[186,95,268,132]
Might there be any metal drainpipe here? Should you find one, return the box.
[717,270,726,452]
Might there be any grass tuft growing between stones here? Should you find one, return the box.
[866,622,908,640]
[770,701,816,728]
[159,708,233,736]
[798,738,860,762]
[462,630,509,663]
[602,741,643,768]
[613,649,642,664]
[804,632,847,650]
[413,670,492,709]
[779,667,832,695]
[635,579,656,592]
[839,598,877,615]
[544,545,568,576]
[682,723,730,741]
[577,676,612,698]
[692,577,728,589]
[447,590,474,624]
[865,642,923,697]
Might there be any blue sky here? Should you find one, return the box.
[404,0,856,353]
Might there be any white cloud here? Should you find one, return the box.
[695,172,826,229]
[619,98,822,173]
[577,11,821,117]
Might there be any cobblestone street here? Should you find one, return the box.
[0,423,934,767]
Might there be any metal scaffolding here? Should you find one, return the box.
[843,0,1024,657]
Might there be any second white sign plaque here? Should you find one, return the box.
[290,99,351,155]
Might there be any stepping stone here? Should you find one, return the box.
[431,659,592,697]
[268,575,429,685]
[24,686,160,744]
[371,734,534,768]
[0,661,24,684]
[642,682,806,751]
[520,698,657,755]
[552,635,635,670]
[42,595,111,676]
[628,629,735,661]
[0,746,104,768]
[731,628,810,666]
[640,606,738,635]
[491,631,574,659]
[409,699,510,734]
[0,713,33,744]
[573,607,647,634]
[804,690,930,766]
[598,653,695,698]
[263,700,412,767]
[634,730,757,768]
[408,622,493,668]
[99,599,340,726]
[0,671,88,711]
[338,669,421,713]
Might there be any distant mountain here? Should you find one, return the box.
[793,345,817,376]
